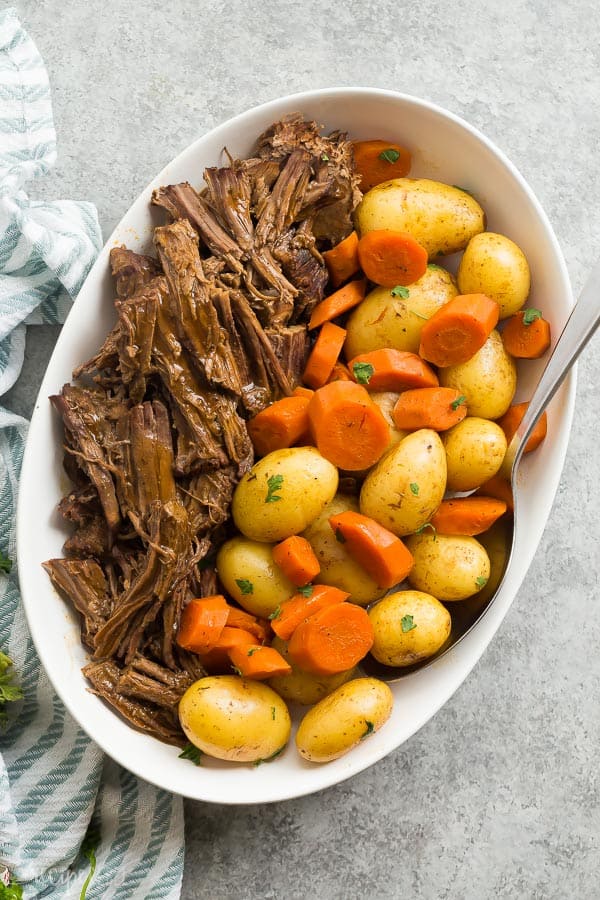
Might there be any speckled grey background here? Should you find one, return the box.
[6,1,600,897]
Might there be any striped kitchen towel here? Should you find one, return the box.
[0,9,184,898]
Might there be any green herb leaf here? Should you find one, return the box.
[379,148,400,164]
[391,285,410,298]
[268,605,282,620]
[265,474,284,503]
[476,576,488,588]
[410,482,419,496]
[335,528,346,544]
[252,745,285,766]
[414,522,437,539]
[361,720,375,740]
[271,706,276,720]
[247,648,259,657]
[235,578,254,595]
[352,361,374,385]
[298,584,313,598]
[79,826,100,900]
[0,651,23,720]
[522,307,542,325]
[427,263,445,271]
[0,552,12,575]
[178,742,203,766]
[453,184,473,195]
[231,665,243,676]
[450,394,467,411]
[321,152,330,162]
[0,872,23,900]
[401,614,417,633]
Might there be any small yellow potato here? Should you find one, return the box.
[368,590,451,667]
[360,430,447,536]
[303,494,386,606]
[268,636,356,705]
[355,178,485,258]
[370,392,410,446]
[405,532,491,601]
[442,417,508,491]
[232,447,338,542]
[439,329,517,419]
[179,676,291,763]
[216,536,296,618]
[295,677,393,762]
[457,231,531,318]
[344,266,458,357]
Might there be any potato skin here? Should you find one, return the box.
[360,429,447,536]
[457,232,530,318]
[302,494,386,606]
[268,636,356,705]
[442,417,508,491]
[232,447,338,542]
[405,532,491,601]
[216,536,296,618]
[344,266,458,357]
[369,590,451,667]
[355,178,485,258]
[370,392,409,446]
[439,329,517,419]
[295,677,393,762]
[178,676,291,762]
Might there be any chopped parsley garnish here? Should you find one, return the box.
[401,614,417,633]
[0,552,12,575]
[298,584,314,598]
[235,578,254,595]
[410,482,420,496]
[335,528,346,544]
[268,605,282,620]
[450,395,467,411]
[265,474,284,503]
[379,148,400,164]
[391,285,410,298]
[476,576,488,588]
[247,648,259,657]
[321,152,330,162]
[178,742,203,766]
[0,651,23,723]
[0,873,23,899]
[79,826,101,899]
[352,361,374,385]
[427,263,445,271]
[522,307,542,325]
[361,720,375,739]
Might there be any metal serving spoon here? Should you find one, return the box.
[363,259,600,681]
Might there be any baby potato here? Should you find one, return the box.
[303,494,386,606]
[217,536,296,618]
[268,635,356,705]
[370,392,410,446]
[369,590,451,667]
[232,447,338,542]
[295,677,393,762]
[360,429,446,536]
[344,266,458,357]
[179,676,291,763]
[405,532,491,601]
[457,232,530,318]
[439,329,517,419]
[442,417,508,491]
[355,178,485,258]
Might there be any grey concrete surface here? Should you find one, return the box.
[6,0,600,897]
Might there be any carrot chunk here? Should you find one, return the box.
[309,279,366,330]
[176,595,229,654]
[357,229,428,287]
[307,380,391,471]
[348,348,439,391]
[199,625,257,673]
[496,402,548,453]
[430,497,508,535]
[328,510,413,589]
[270,584,349,642]
[303,322,347,389]
[292,386,314,399]
[322,231,360,288]
[392,387,467,431]
[248,396,311,457]
[225,607,270,643]
[419,293,499,367]
[502,309,551,359]
[287,603,374,676]
[272,536,320,586]
[476,474,514,513]
[352,140,412,192]
[327,362,354,383]
[228,644,292,680]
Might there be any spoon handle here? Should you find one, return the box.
[509,259,600,473]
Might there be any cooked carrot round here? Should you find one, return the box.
[288,603,375,676]
[322,231,361,288]
[419,293,499,367]
[496,401,548,453]
[392,387,467,431]
[357,229,428,287]
[430,497,508,535]
[352,140,412,191]
[501,309,551,359]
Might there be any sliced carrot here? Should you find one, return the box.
[496,402,548,453]
[476,474,514,513]
[327,362,354,383]
[247,395,310,457]
[392,387,467,431]
[292,386,314,399]
[272,536,320,587]
[302,321,347,389]
[309,279,366,330]
[270,584,349,642]
[228,643,292,680]
[430,497,508,535]
[347,348,439,391]
[328,511,413,589]
[357,229,428,287]
[419,293,499,367]
[199,625,257,672]
[322,231,360,288]
[352,140,412,192]
[176,595,229,654]
[502,309,551,359]
[225,607,269,643]
[288,603,374,676]
[307,380,391,471]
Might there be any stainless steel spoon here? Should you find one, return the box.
[363,261,600,681]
